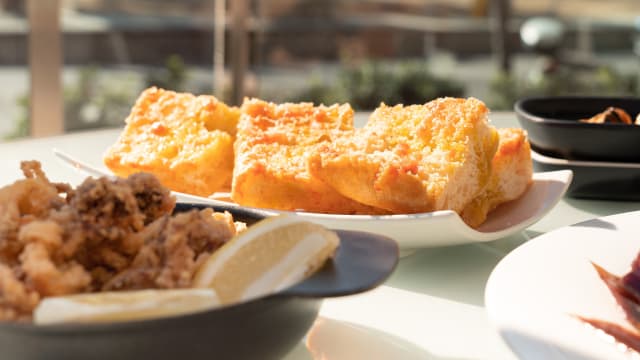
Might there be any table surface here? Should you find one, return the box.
[1,111,639,359]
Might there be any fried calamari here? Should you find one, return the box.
[104,209,239,291]
[0,161,239,322]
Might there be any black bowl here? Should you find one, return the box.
[515,96,640,162]
[0,204,399,360]
[532,150,640,200]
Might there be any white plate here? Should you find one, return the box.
[54,149,572,250]
[485,210,640,360]
[296,317,430,360]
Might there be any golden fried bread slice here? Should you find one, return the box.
[460,128,533,228]
[104,87,239,197]
[232,99,387,214]
[308,97,499,213]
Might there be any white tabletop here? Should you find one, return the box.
[1,112,639,359]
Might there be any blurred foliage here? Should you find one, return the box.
[145,54,187,91]
[9,54,639,140]
[8,55,191,140]
[289,60,464,109]
[4,95,29,140]
[64,66,138,132]
[488,65,638,110]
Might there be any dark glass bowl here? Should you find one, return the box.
[532,150,640,200]
[515,96,640,162]
[0,204,398,360]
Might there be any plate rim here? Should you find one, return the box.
[54,150,573,247]
[182,170,572,242]
[532,149,640,169]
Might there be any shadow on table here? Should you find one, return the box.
[564,197,640,217]
[386,233,530,307]
[499,328,602,360]
[569,218,617,230]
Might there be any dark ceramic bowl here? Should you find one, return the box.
[515,96,640,162]
[0,204,399,360]
[532,150,640,200]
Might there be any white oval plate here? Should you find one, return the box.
[300,317,431,360]
[485,210,640,360]
[54,149,571,250]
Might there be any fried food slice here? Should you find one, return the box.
[308,97,499,214]
[232,99,387,214]
[104,87,240,197]
[460,128,533,228]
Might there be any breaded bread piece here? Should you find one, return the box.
[232,99,387,214]
[460,128,533,228]
[308,97,499,213]
[104,87,239,197]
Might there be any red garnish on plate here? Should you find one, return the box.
[580,258,640,353]
[578,316,640,353]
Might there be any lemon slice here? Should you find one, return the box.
[193,215,340,304]
[33,288,219,325]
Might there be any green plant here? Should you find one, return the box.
[488,65,638,110]
[5,95,29,140]
[145,54,187,91]
[394,61,465,105]
[8,68,136,138]
[288,74,346,105]
[64,66,138,132]
[287,60,465,110]
[9,55,195,139]
[339,61,400,109]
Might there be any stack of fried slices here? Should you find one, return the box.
[105,88,532,227]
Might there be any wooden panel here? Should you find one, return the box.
[230,0,248,106]
[28,0,63,137]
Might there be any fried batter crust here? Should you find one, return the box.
[232,99,388,214]
[103,209,237,291]
[309,98,499,213]
[0,161,240,322]
[460,128,533,228]
[104,87,240,196]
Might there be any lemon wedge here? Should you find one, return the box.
[193,215,340,304]
[33,288,219,325]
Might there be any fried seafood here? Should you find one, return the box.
[0,161,240,322]
[0,162,66,265]
[103,209,240,291]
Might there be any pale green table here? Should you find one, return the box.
[0,112,637,359]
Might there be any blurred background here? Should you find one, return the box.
[2,0,640,139]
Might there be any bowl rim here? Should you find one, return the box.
[514,95,640,128]
[0,203,398,333]
[0,293,290,334]
[531,149,640,168]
